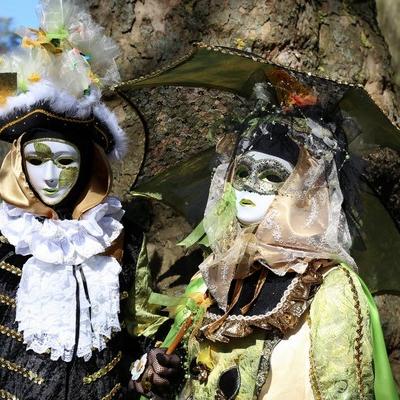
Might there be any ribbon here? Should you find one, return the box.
[22,27,69,54]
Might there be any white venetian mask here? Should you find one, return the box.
[23,139,81,206]
[233,151,294,225]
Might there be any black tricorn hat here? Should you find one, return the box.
[0,75,126,160]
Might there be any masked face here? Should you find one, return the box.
[23,139,81,206]
[233,151,294,225]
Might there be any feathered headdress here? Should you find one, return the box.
[0,0,126,160]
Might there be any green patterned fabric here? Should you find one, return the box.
[186,334,267,400]
[347,266,399,400]
[309,267,374,399]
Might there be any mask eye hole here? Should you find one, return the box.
[259,170,285,183]
[26,157,43,166]
[57,158,75,166]
[235,165,250,179]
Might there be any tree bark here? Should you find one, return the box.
[83,0,400,386]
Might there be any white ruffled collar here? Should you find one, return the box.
[0,197,124,264]
[0,197,125,362]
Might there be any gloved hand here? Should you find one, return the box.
[129,348,182,400]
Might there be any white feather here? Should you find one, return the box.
[0,0,126,160]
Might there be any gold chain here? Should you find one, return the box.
[0,262,21,277]
[0,325,22,342]
[0,389,20,400]
[83,352,122,384]
[0,294,15,308]
[0,358,44,385]
[101,383,122,400]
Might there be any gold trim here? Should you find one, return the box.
[0,109,94,136]
[101,383,122,400]
[0,294,15,308]
[83,351,122,384]
[308,317,323,400]
[343,268,364,399]
[0,389,20,400]
[112,42,400,132]
[113,42,363,91]
[0,325,22,342]
[0,262,21,277]
[120,291,129,301]
[0,358,44,385]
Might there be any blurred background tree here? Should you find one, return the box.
[377,0,400,86]
[0,18,19,53]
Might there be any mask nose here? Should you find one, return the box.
[44,161,58,188]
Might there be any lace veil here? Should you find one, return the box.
[199,84,355,311]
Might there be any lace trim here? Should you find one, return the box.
[16,254,121,362]
[0,294,15,308]
[0,197,124,265]
[101,383,122,400]
[206,276,300,323]
[202,263,324,341]
[83,351,122,384]
[0,325,22,342]
[0,358,44,385]
[0,262,21,277]
[255,334,281,396]
[0,389,19,400]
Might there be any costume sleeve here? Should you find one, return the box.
[120,214,170,350]
[309,266,398,400]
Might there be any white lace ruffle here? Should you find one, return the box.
[0,196,124,265]
[16,256,121,362]
[0,197,125,362]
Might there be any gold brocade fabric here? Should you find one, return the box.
[0,137,111,220]
[199,148,354,311]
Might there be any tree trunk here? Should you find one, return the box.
[83,0,400,386]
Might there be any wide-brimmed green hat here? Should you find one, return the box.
[115,43,400,294]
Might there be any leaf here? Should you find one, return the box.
[59,167,78,188]
[177,220,207,248]
[33,142,52,158]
